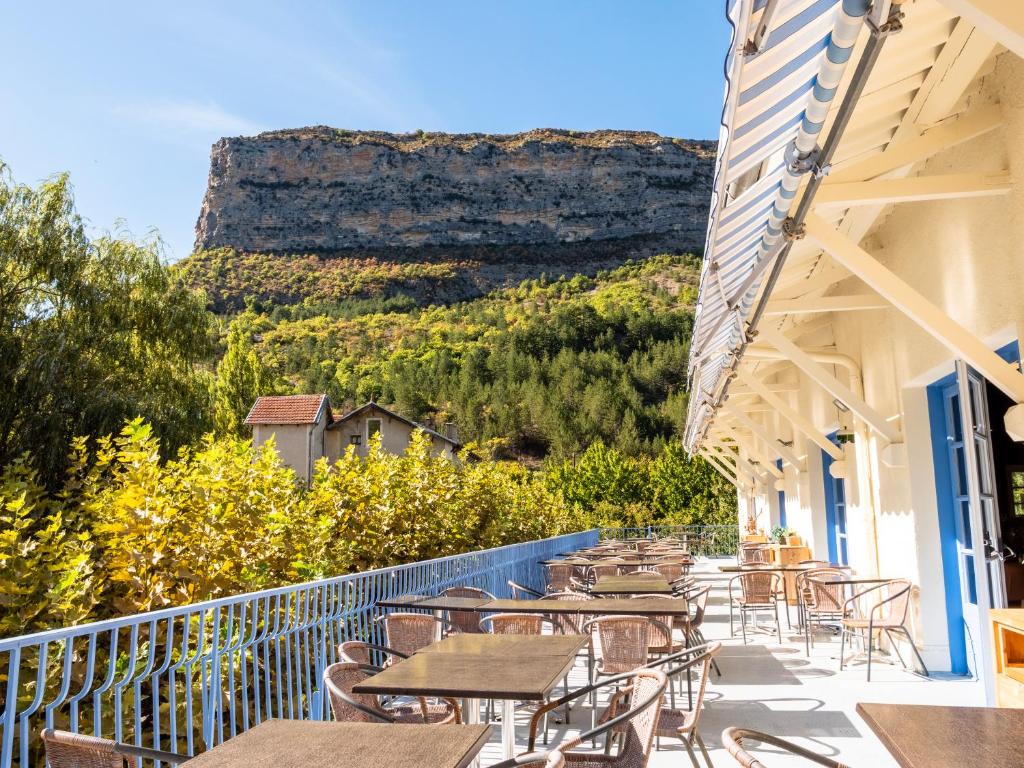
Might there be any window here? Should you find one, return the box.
[367,419,382,439]
[1010,466,1024,517]
[349,435,361,446]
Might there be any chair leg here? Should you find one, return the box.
[804,613,812,656]
[774,601,782,643]
[867,629,874,681]
[729,600,735,637]
[695,731,713,768]
[839,627,847,671]
[898,627,930,676]
[882,628,908,671]
[682,739,701,768]
[740,607,748,645]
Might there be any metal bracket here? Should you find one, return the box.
[782,217,806,242]
[785,143,821,176]
[866,8,905,37]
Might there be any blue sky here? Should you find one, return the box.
[2,2,731,261]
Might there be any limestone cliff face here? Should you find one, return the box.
[194,127,715,254]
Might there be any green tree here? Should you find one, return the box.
[213,316,276,436]
[0,165,213,484]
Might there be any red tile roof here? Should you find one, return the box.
[245,394,329,425]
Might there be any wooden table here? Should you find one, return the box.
[590,575,674,595]
[355,634,586,759]
[856,702,1024,767]
[181,719,491,768]
[378,595,693,616]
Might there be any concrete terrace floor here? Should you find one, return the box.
[476,559,984,766]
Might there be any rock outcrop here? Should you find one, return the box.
[194,127,715,254]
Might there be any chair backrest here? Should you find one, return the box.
[654,562,684,581]
[586,616,652,674]
[738,545,768,564]
[681,584,710,626]
[738,571,779,603]
[508,580,544,600]
[322,662,387,723]
[616,669,668,762]
[442,586,494,634]
[646,643,721,730]
[806,570,848,612]
[545,563,574,591]
[42,730,125,768]
[588,563,620,581]
[482,612,551,635]
[338,640,372,665]
[541,591,592,634]
[629,594,674,647]
[874,579,913,626]
[378,612,443,656]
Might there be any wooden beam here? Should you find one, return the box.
[756,325,902,443]
[804,213,1024,404]
[734,368,845,461]
[937,0,1024,59]
[721,401,804,469]
[815,172,1011,208]
[828,105,1003,183]
[700,449,740,487]
[764,294,889,316]
[716,424,784,480]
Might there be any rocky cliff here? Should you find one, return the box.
[194,127,715,254]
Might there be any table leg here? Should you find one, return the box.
[465,697,482,768]
[502,699,516,758]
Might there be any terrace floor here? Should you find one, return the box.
[477,559,984,766]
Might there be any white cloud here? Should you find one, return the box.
[116,100,264,138]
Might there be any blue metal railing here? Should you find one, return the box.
[598,524,740,557]
[0,529,598,768]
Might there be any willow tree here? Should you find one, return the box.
[0,164,213,485]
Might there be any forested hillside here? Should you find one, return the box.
[225,254,700,461]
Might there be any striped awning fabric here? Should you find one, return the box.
[685,0,869,451]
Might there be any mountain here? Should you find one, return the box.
[180,128,714,311]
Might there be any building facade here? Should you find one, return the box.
[686,0,1024,701]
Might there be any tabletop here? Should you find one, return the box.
[419,633,588,656]
[484,598,590,614]
[354,646,578,700]
[719,564,843,573]
[378,595,490,611]
[180,719,491,768]
[590,575,674,595]
[856,702,1024,767]
[581,597,692,616]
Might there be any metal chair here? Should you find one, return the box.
[441,585,495,634]
[322,662,460,723]
[646,643,722,766]
[840,578,928,680]
[801,570,847,655]
[583,616,670,683]
[545,563,575,592]
[480,612,556,635]
[338,640,408,666]
[674,584,721,677]
[524,669,667,765]
[509,579,545,599]
[41,729,187,768]
[491,751,566,768]
[375,612,449,657]
[722,727,848,767]
[738,544,768,564]
[729,572,782,644]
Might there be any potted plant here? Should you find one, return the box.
[769,525,790,544]
[785,531,802,546]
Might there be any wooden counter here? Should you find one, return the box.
[991,608,1024,707]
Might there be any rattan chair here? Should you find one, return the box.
[509,579,545,599]
[839,578,928,680]
[738,544,768,565]
[338,640,408,666]
[322,662,460,724]
[524,669,668,765]
[545,563,575,592]
[41,729,187,768]
[653,562,686,581]
[491,751,566,768]
[800,570,847,655]
[583,615,671,683]
[480,612,556,635]
[673,584,721,677]
[722,727,849,767]
[441,585,496,634]
[644,643,721,766]
[375,612,449,656]
[729,572,782,644]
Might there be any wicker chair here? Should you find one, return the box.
[41,729,187,768]
[480,612,556,635]
[642,643,722,766]
[722,727,850,767]
[322,662,460,723]
[738,544,768,565]
[729,572,782,644]
[673,584,721,678]
[491,751,566,768]
[800,570,847,655]
[585,563,620,584]
[509,579,545,599]
[441,585,495,634]
[583,616,670,684]
[545,563,575,592]
[653,562,686,581]
[338,640,408,666]
[839,578,928,680]
[524,669,668,765]
[375,612,449,657]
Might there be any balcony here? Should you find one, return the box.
[0,527,985,767]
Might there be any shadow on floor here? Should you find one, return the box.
[699,697,860,753]
[713,644,836,685]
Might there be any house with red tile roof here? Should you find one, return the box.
[245,396,461,479]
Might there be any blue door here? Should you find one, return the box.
[822,434,848,565]
[777,459,787,528]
